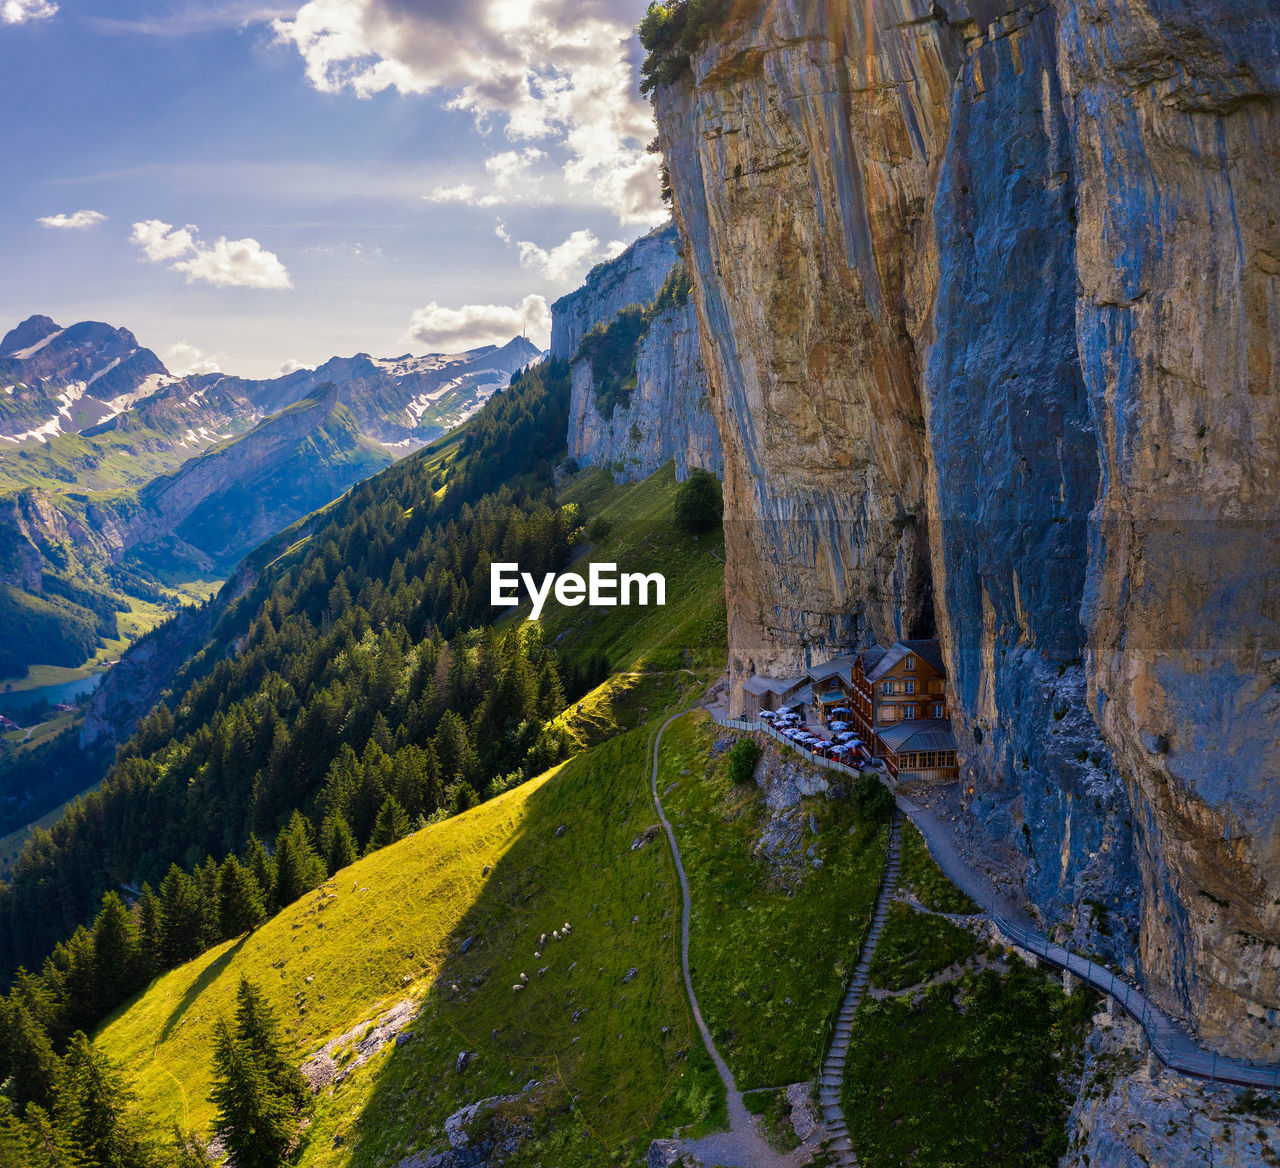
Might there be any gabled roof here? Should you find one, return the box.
[855,645,888,676]
[866,638,945,683]
[742,674,806,697]
[875,719,957,755]
[898,638,946,674]
[807,654,857,685]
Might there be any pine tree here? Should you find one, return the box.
[271,814,324,908]
[231,978,309,1112]
[243,837,277,914]
[217,857,266,939]
[536,656,566,720]
[133,886,161,980]
[0,1104,84,1168]
[157,867,204,968]
[91,893,141,1017]
[368,796,410,852]
[57,1033,158,1168]
[209,1021,293,1168]
[432,709,476,785]
[192,857,222,947]
[319,812,357,876]
[2,999,61,1113]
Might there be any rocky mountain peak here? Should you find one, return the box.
[0,314,61,357]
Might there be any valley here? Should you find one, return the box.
[0,0,1277,1165]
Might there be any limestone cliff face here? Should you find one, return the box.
[550,223,680,361]
[567,297,723,483]
[654,0,1280,1055]
[655,1,942,698]
[1060,0,1280,1056]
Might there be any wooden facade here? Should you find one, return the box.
[849,640,959,780]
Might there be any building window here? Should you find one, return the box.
[905,655,915,670]
[904,679,915,694]
[932,703,945,719]
[881,707,895,722]
[904,706,916,720]
[882,681,894,695]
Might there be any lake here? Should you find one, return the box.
[0,672,106,724]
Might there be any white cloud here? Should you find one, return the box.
[497,224,627,283]
[279,359,312,375]
[37,210,107,230]
[165,341,221,376]
[486,147,544,189]
[426,182,478,205]
[405,293,550,352]
[130,219,292,289]
[131,219,199,262]
[272,0,665,225]
[2,0,57,24]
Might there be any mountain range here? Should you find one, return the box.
[0,314,541,679]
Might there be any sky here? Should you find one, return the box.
[0,0,663,377]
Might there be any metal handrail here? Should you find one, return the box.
[706,708,1280,1091]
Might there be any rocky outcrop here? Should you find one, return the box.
[567,296,722,483]
[1063,1009,1277,1168]
[550,223,680,361]
[653,0,1280,1057]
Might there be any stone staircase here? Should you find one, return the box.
[817,810,903,1167]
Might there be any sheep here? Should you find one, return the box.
[513,984,523,992]
[519,972,528,983]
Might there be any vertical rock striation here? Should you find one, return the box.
[550,224,681,361]
[655,0,952,696]
[567,296,722,483]
[652,0,1280,1055]
[922,1,1141,953]
[1061,0,1280,1055]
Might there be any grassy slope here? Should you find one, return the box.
[540,465,727,676]
[659,715,887,1089]
[96,460,732,1164]
[97,706,724,1166]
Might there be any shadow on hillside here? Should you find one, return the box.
[160,934,250,1042]
[314,716,720,1163]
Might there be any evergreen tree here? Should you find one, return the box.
[231,978,308,1112]
[192,857,222,947]
[432,710,476,785]
[243,837,276,914]
[157,867,204,968]
[209,1022,293,1168]
[57,1033,158,1168]
[271,814,324,908]
[2,999,61,1113]
[0,1104,84,1168]
[536,656,566,719]
[90,894,141,1017]
[368,796,410,852]
[319,813,357,876]
[217,858,266,939]
[133,886,161,980]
